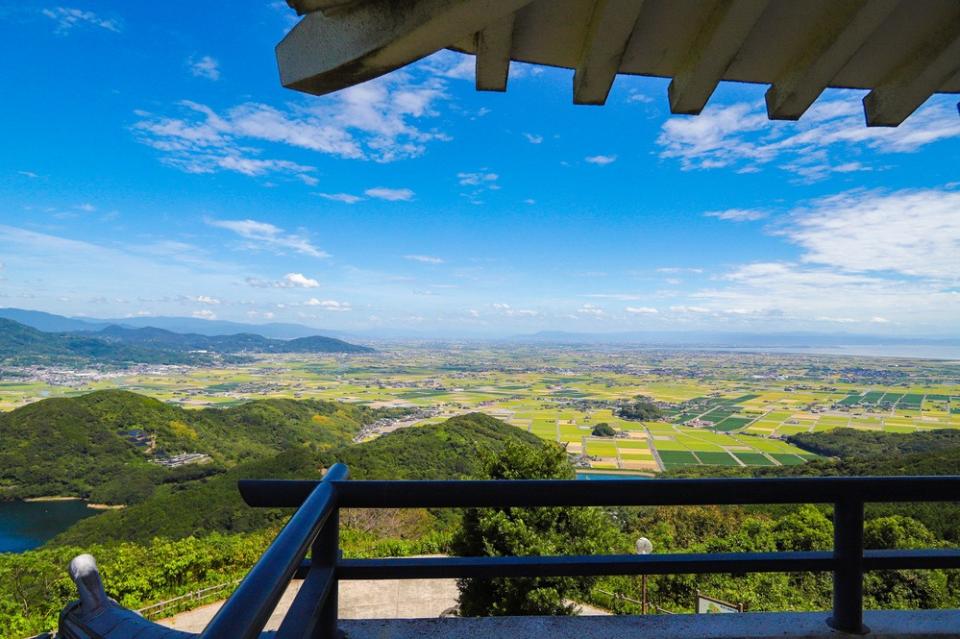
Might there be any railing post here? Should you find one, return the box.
[829,498,867,634]
[313,505,341,638]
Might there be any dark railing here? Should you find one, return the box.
[198,467,960,638]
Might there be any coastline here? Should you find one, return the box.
[23,496,83,502]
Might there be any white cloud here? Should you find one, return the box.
[523,133,543,144]
[705,208,767,222]
[18,171,39,179]
[523,198,536,205]
[657,96,960,181]
[656,267,703,274]
[42,7,120,34]
[75,203,96,212]
[317,192,363,204]
[404,254,444,264]
[132,70,451,182]
[305,298,351,312]
[625,306,658,314]
[490,302,537,317]
[457,171,498,186]
[188,55,220,81]
[690,261,960,329]
[577,303,606,317]
[364,187,415,201]
[193,295,221,305]
[669,305,710,314]
[192,309,217,320]
[282,272,319,288]
[245,272,319,289]
[627,92,654,104]
[585,155,617,165]
[207,218,328,258]
[783,188,960,279]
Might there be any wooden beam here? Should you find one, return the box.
[475,12,516,92]
[765,0,898,121]
[572,0,646,105]
[863,14,960,126]
[668,0,768,115]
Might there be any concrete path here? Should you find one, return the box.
[157,578,608,632]
[158,577,460,632]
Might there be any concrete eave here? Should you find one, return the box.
[277,0,960,127]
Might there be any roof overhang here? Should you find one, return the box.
[277,0,960,127]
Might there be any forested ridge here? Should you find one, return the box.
[0,389,398,503]
[0,318,372,366]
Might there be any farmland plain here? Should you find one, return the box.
[2,343,957,475]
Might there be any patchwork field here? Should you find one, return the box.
[3,345,958,475]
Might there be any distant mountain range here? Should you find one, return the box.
[0,308,346,339]
[0,316,373,366]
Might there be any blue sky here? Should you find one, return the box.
[1,2,959,336]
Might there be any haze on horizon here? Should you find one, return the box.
[1,3,959,338]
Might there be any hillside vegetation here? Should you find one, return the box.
[0,390,390,503]
[50,412,545,545]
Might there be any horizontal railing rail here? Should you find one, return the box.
[197,472,960,639]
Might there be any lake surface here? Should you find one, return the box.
[0,500,98,552]
[576,472,651,481]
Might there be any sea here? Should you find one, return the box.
[0,500,98,552]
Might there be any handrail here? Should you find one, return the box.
[240,475,960,508]
[200,463,348,639]
[204,472,960,638]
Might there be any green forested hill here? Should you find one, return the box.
[0,317,372,366]
[49,412,546,545]
[93,324,373,354]
[0,318,200,365]
[787,428,960,460]
[0,390,385,503]
[322,412,546,479]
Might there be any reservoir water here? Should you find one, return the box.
[576,472,651,480]
[0,500,98,552]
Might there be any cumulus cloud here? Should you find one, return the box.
[364,187,415,201]
[705,208,767,222]
[657,96,960,181]
[207,218,327,258]
[42,7,120,34]
[245,272,320,288]
[585,154,617,165]
[188,55,220,81]
[625,306,658,314]
[193,295,221,305]
[283,272,319,288]
[192,309,216,320]
[523,133,543,144]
